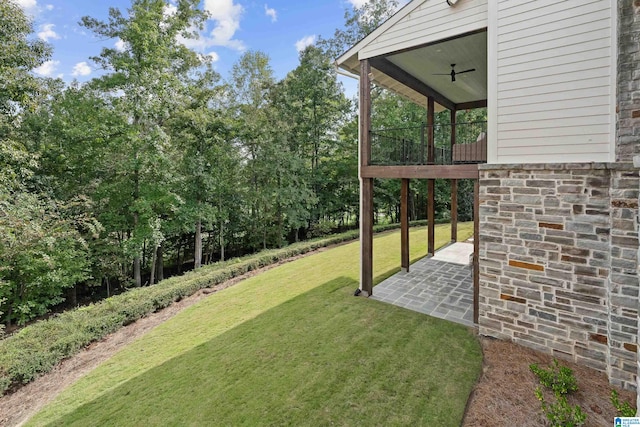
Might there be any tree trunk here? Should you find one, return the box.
[219,220,225,262]
[133,257,141,287]
[156,243,164,282]
[194,218,202,269]
[149,244,157,286]
[133,213,141,287]
[67,285,77,306]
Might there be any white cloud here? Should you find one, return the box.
[45,4,53,10]
[71,62,91,77]
[347,0,368,7]
[203,0,245,51]
[264,4,277,22]
[206,51,220,62]
[33,60,59,77]
[37,23,60,42]
[164,3,178,17]
[115,38,128,52]
[15,0,38,13]
[295,35,316,53]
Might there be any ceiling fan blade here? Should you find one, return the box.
[456,68,476,74]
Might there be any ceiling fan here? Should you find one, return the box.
[434,63,476,82]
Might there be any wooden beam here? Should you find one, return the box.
[473,179,480,324]
[401,178,409,272]
[451,179,458,242]
[455,99,488,111]
[369,57,456,111]
[427,97,435,164]
[450,108,457,243]
[362,178,374,296]
[360,59,373,296]
[359,60,371,168]
[427,179,435,256]
[361,164,479,179]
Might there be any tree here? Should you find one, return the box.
[279,46,351,227]
[169,68,240,268]
[80,0,208,285]
[0,2,91,325]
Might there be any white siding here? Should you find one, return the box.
[359,0,488,60]
[493,0,616,164]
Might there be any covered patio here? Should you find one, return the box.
[336,0,488,325]
[372,241,475,327]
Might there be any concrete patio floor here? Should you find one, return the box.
[370,241,475,327]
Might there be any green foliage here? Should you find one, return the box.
[611,390,637,417]
[531,359,585,427]
[530,359,578,395]
[534,387,586,427]
[0,193,91,325]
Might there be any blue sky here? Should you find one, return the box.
[15,0,386,96]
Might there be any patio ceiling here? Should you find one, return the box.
[338,30,487,112]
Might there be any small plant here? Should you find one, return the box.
[535,388,586,427]
[530,359,585,427]
[530,359,578,395]
[611,390,636,417]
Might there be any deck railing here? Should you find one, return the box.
[370,121,487,166]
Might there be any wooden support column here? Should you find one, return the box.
[427,179,435,256]
[450,108,458,242]
[401,178,410,272]
[427,96,435,256]
[427,97,435,164]
[473,179,480,324]
[451,179,458,242]
[359,59,373,296]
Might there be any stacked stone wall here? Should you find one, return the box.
[617,0,640,162]
[617,0,640,410]
[478,163,639,390]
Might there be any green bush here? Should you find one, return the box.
[530,359,585,427]
[530,359,578,395]
[611,390,636,417]
[0,221,426,395]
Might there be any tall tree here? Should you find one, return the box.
[80,0,207,285]
[279,46,351,226]
[0,2,91,325]
[170,68,240,268]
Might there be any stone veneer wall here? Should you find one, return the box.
[478,163,639,391]
[617,0,640,163]
[617,0,640,410]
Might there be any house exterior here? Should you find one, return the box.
[337,0,640,407]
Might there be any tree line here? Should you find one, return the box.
[0,0,480,328]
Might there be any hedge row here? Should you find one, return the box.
[0,220,429,395]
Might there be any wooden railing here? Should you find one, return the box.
[369,121,487,166]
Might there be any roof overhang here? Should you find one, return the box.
[336,1,487,112]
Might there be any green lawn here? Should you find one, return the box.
[28,224,481,426]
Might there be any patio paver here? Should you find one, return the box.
[371,242,475,327]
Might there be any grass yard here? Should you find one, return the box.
[28,224,481,426]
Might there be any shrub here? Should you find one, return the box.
[530,359,585,427]
[611,390,636,417]
[0,221,425,395]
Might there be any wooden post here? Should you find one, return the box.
[401,178,409,272]
[473,179,480,324]
[427,96,435,256]
[427,96,435,164]
[362,178,374,296]
[451,179,458,242]
[427,179,435,256]
[360,59,373,296]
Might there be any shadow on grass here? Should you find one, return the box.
[45,276,481,427]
